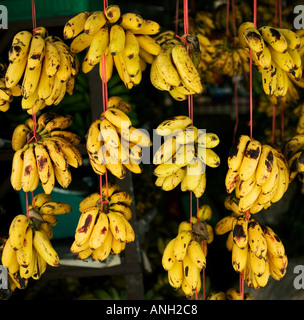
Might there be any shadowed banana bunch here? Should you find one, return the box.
[0,192,70,291]
[161,204,213,298]
[64,6,161,89]
[10,112,82,194]
[70,183,135,260]
[150,37,204,101]
[5,27,78,115]
[86,96,151,179]
[206,288,253,300]
[153,115,220,198]
[225,135,289,214]
[188,10,216,36]
[0,63,22,112]
[215,212,288,290]
[282,134,304,192]
[238,22,303,106]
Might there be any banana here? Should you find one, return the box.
[44,114,73,132]
[182,253,200,291]
[153,136,179,165]
[53,162,72,189]
[114,212,135,243]
[84,11,107,36]
[44,41,61,77]
[109,24,126,56]
[104,5,121,24]
[248,220,267,258]
[119,12,143,29]
[27,34,45,70]
[34,143,53,186]
[8,30,32,63]
[11,123,30,151]
[259,26,288,53]
[37,62,55,100]
[271,159,289,203]
[50,130,81,146]
[40,201,71,215]
[232,242,248,273]
[260,157,279,199]
[107,211,127,242]
[44,75,62,105]
[20,145,39,192]
[168,260,184,289]
[33,193,52,209]
[215,215,236,235]
[238,139,261,181]
[129,19,160,35]
[136,35,161,56]
[173,231,193,261]
[275,28,301,50]
[21,59,42,98]
[91,228,112,261]
[156,116,192,136]
[5,55,28,88]
[43,139,68,172]
[103,107,132,130]
[268,46,294,73]
[124,30,140,60]
[171,44,203,94]
[1,239,18,270]
[74,206,99,247]
[197,132,220,148]
[232,216,248,249]
[176,126,199,145]
[161,167,186,191]
[105,159,126,179]
[174,143,195,166]
[150,58,173,91]
[243,27,265,53]
[113,51,134,89]
[154,163,181,177]
[202,148,221,168]
[261,61,278,97]
[33,230,59,267]
[63,11,90,39]
[109,203,132,221]
[227,135,251,171]
[55,49,72,83]
[89,212,109,249]
[282,134,304,159]
[237,172,256,197]
[79,192,100,213]
[70,32,93,54]
[251,45,272,70]
[238,22,255,47]
[262,225,285,257]
[187,240,206,270]
[192,170,207,198]
[86,26,109,67]
[185,158,205,192]
[8,214,29,251]
[86,118,102,163]
[16,227,33,268]
[162,238,177,271]
[255,144,274,186]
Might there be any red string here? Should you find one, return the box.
[26,192,29,218]
[103,0,108,12]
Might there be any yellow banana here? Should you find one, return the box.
[232,216,248,249]
[11,123,30,151]
[238,22,255,48]
[27,34,45,70]
[86,26,109,67]
[44,41,61,77]
[173,231,193,261]
[187,240,206,270]
[182,253,200,291]
[43,138,68,172]
[89,212,109,249]
[40,201,71,215]
[84,11,107,36]
[109,24,126,56]
[70,32,93,54]
[63,11,90,39]
[268,46,294,73]
[129,19,160,35]
[232,242,248,273]
[162,238,177,271]
[33,193,52,209]
[9,30,32,63]
[243,27,265,53]
[168,260,184,289]
[91,228,112,261]
[227,135,251,171]
[107,211,127,242]
[16,227,33,268]
[248,220,267,258]
[262,225,285,257]
[215,215,236,235]
[104,5,121,24]
[259,26,288,53]
[275,28,301,50]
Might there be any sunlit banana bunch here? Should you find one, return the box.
[5,27,78,115]
[153,115,220,198]
[225,135,289,215]
[64,5,161,89]
[150,36,204,101]
[161,205,213,298]
[282,134,304,188]
[209,37,251,78]
[238,22,303,105]
[1,192,69,291]
[215,213,288,290]
[0,63,22,112]
[70,183,135,261]
[206,288,253,300]
[86,96,151,179]
[10,112,82,194]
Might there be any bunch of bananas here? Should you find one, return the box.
[282,134,304,188]
[0,63,22,112]
[188,11,216,36]
[153,115,220,198]
[238,22,303,105]
[225,135,289,214]
[150,37,204,101]
[70,183,135,260]
[206,288,253,300]
[209,37,250,77]
[64,6,161,88]
[5,27,78,114]
[161,204,213,298]
[10,112,82,194]
[1,192,70,291]
[215,213,287,289]
[86,96,151,179]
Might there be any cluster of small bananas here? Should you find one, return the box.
[238,22,303,105]
[0,193,70,291]
[71,183,135,260]
[64,6,161,88]
[150,36,204,101]
[153,115,220,198]
[206,288,253,300]
[225,135,289,214]
[188,11,216,36]
[86,96,151,179]
[282,134,304,189]
[5,27,78,114]
[0,63,22,112]
[161,204,213,298]
[215,213,288,289]
[10,112,82,194]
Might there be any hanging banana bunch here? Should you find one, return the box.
[5,27,78,114]
[0,192,70,292]
[10,112,82,194]
[238,22,303,106]
[215,213,288,290]
[64,5,161,89]
[153,115,220,198]
[161,204,213,298]
[225,135,290,214]
[206,288,253,300]
[71,183,135,260]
